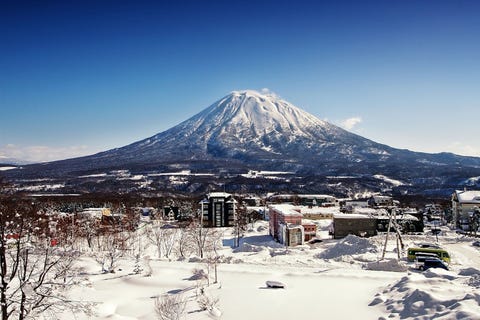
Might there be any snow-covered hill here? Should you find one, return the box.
[0,156,32,165]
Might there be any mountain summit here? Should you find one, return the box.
[5,90,480,195]
[111,89,387,165]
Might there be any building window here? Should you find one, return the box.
[295,231,302,244]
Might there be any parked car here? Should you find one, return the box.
[420,258,449,271]
[417,242,441,249]
[414,253,440,270]
[308,238,323,244]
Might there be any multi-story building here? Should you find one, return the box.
[199,192,237,227]
[268,204,317,246]
[452,189,480,230]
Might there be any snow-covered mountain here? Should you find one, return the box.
[111,90,385,163]
[5,90,480,194]
[0,156,32,166]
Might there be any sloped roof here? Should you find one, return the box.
[269,204,302,216]
[207,192,232,198]
[455,190,480,203]
[333,213,376,219]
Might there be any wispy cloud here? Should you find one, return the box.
[340,117,362,131]
[0,144,93,163]
[447,142,480,157]
[260,88,271,94]
[260,88,280,99]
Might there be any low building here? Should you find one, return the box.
[368,195,393,208]
[332,214,377,239]
[300,206,338,220]
[376,213,423,233]
[279,224,305,246]
[341,200,369,213]
[139,207,156,222]
[163,206,179,221]
[78,207,111,220]
[302,222,317,241]
[269,194,338,207]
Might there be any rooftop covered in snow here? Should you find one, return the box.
[454,190,480,203]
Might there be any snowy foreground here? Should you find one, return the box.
[61,222,480,320]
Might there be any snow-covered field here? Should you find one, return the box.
[60,222,480,320]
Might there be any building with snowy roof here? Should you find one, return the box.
[78,207,111,220]
[367,195,393,208]
[293,205,340,220]
[452,189,480,230]
[268,194,338,207]
[376,213,423,233]
[268,204,317,246]
[199,192,237,227]
[332,213,377,239]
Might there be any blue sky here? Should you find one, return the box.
[1,0,479,162]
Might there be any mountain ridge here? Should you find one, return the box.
[3,90,480,195]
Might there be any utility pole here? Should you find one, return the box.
[381,207,404,260]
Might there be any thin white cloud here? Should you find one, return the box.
[447,142,480,157]
[340,117,362,130]
[260,88,280,99]
[0,144,93,162]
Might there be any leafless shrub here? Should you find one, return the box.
[190,268,207,281]
[197,293,219,311]
[154,294,186,320]
[143,256,152,277]
[146,221,179,259]
[92,231,130,273]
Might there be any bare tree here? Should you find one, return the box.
[91,225,131,273]
[469,207,480,236]
[233,207,248,248]
[197,293,219,312]
[154,293,186,320]
[247,209,263,229]
[175,227,194,260]
[146,221,179,259]
[197,290,221,319]
[77,217,99,250]
[186,221,222,259]
[0,198,83,320]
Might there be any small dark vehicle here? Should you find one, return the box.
[414,253,439,269]
[420,258,449,271]
[266,281,286,289]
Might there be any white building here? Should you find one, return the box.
[452,189,480,230]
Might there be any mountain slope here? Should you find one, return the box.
[93,90,397,164]
[4,90,480,194]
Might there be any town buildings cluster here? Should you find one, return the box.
[64,189,480,248]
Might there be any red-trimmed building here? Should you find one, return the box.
[268,204,317,246]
